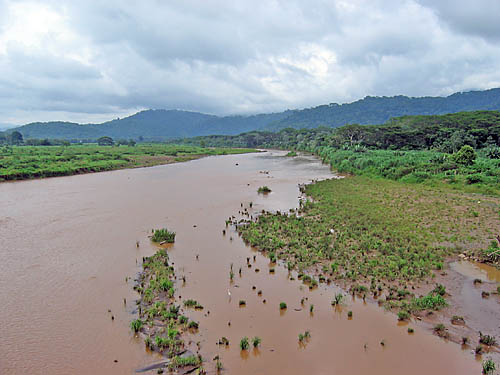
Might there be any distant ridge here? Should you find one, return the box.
[7,88,500,140]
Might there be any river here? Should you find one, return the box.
[0,151,479,374]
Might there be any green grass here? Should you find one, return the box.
[240,337,249,350]
[239,175,500,303]
[134,249,192,360]
[151,228,176,243]
[0,144,258,181]
[316,147,500,195]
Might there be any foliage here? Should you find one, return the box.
[240,337,249,350]
[397,310,410,321]
[97,136,114,146]
[257,186,272,194]
[279,302,287,309]
[479,333,497,346]
[130,319,143,332]
[252,336,262,348]
[452,145,476,166]
[482,358,496,374]
[410,294,447,311]
[151,228,176,243]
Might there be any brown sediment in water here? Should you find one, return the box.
[0,151,481,374]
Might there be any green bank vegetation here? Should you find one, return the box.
[0,143,257,181]
[151,228,176,243]
[132,249,202,370]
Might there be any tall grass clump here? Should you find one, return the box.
[151,228,176,243]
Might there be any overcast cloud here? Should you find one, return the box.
[0,0,499,125]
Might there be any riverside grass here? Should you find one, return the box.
[0,144,257,181]
[316,147,500,195]
[239,175,500,291]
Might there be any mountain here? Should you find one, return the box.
[267,88,500,130]
[13,110,290,141]
[8,88,500,140]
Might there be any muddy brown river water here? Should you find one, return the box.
[0,151,481,374]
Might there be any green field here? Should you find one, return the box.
[0,144,257,181]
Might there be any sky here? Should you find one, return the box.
[0,0,500,126]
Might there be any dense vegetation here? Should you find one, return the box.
[4,88,499,141]
[178,110,500,151]
[0,144,257,181]
[178,111,500,194]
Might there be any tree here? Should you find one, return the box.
[9,131,23,145]
[97,136,114,146]
[452,145,476,165]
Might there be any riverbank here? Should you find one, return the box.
[237,173,500,364]
[0,144,258,181]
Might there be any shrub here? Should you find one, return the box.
[188,321,199,329]
[452,145,476,166]
[466,174,482,184]
[347,311,353,318]
[279,302,287,309]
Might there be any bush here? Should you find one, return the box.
[279,302,287,309]
[452,145,476,166]
[466,174,482,184]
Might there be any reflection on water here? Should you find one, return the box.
[450,260,500,283]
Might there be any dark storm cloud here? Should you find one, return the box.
[417,0,500,42]
[0,0,499,124]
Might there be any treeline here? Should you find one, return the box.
[172,110,500,193]
[0,132,137,147]
[174,110,500,153]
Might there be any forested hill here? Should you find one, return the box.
[7,88,500,141]
[11,110,291,141]
[267,88,500,130]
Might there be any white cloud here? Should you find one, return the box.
[0,0,499,124]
